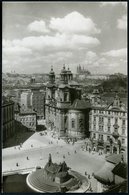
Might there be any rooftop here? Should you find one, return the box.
[106,153,127,165]
[112,162,127,179]
[70,99,91,110]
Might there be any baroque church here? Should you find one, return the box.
[45,65,91,138]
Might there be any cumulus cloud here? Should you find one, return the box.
[102,48,127,58]
[3,33,100,54]
[86,51,97,60]
[117,15,127,30]
[49,11,100,35]
[28,20,50,33]
[3,46,32,56]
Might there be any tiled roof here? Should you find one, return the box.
[112,162,127,179]
[58,84,70,89]
[94,162,114,185]
[70,99,91,110]
[2,96,14,105]
[68,80,80,86]
[106,153,127,164]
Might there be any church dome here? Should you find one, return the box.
[49,66,55,75]
[61,64,67,74]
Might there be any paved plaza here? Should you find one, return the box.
[2,131,106,192]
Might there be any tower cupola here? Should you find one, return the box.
[60,64,68,84]
[49,65,55,84]
[67,67,73,81]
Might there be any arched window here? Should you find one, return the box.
[71,118,75,128]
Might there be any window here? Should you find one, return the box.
[101,135,103,140]
[123,112,125,116]
[107,136,110,141]
[108,111,110,115]
[108,118,110,123]
[99,134,101,139]
[122,128,125,135]
[94,110,96,113]
[94,124,96,130]
[108,127,110,132]
[102,126,104,131]
[102,117,104,122]
[94,116,96,122]
[99,125,101,131]
[115,118,118,124]
[79,118,83,128]
[64,93,68,102]
[122,139,125,144]
[71,119,75,128]
[93,133,96,139]
[122,120,125,125]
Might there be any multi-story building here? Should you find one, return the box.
[31,88,45,119]
[45,66,127,155]
[2,97,15,143]
[15,107,37,131]
[89,94,127,154]
[45,65,91,138]
[20,90,32,109]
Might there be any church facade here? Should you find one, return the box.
[45,65,91,138]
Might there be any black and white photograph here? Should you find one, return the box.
[2,1,127,193]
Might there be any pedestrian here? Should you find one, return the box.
[88,174,91,179]
[27,156,29,160]
[85,171,87,175]
[74,150,77,154]
[63,155,65,159]
[16,163,19,167]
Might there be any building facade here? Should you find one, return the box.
[89,95,127,154]
[31,88,45,119]
[2,97,15,143]
[15,105,37,131]
[15,111,37,131]
[20,90,32,109]
[45,65,91,138]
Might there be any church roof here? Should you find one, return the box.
[58,84,70,89]
[45,162,62,174]
[68,80,80,86]
[70,99,91,110]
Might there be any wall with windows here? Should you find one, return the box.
[16,113,37,131]
[68,110,86,138]
[89,108,127,153]
[2,102,15,143]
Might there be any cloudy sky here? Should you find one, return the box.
[2,1,127,74]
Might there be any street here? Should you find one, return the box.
[2,131,105,192]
